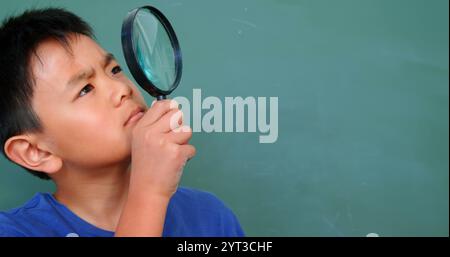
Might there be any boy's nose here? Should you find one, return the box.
[110,80,133,107]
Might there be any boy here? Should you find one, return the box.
[0,8,244,237]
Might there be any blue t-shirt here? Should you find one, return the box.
[0,187,244,237]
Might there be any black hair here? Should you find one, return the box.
[0,8,94,180]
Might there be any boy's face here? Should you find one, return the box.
[30,34,147,170]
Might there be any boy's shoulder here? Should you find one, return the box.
[168,186,237,222]
[165,187,244,236]
[172,186,228,208]
[0,193,50,236]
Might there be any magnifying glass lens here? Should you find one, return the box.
[122,6,182,99]
[132,9,176,91]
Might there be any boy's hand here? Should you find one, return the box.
[129,99,195,199]
[116,99,195,236]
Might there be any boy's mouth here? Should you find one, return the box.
[124,106,145,126]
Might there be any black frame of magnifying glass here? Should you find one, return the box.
[121,6,182,100]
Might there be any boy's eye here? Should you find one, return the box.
[79,84,94,97]
[112,65,122,74]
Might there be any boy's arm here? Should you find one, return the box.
[114,188,169,236]
[114,100,195,237]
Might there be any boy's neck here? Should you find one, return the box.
[53,161,131,232]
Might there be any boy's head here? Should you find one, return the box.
[0,8,147,180]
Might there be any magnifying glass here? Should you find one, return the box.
[121,6,182,101]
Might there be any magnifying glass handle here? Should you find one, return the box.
[156,95,167,101]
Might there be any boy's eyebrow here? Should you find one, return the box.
[65,53,116,90]
[103,53,115,69]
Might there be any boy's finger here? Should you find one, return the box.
[155,109,184,132]
[166,126,192,145]
[179,144,196,160]
[140,99,179,127]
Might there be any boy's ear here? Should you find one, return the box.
[3,134,62,175]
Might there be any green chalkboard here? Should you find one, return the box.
[0,0,448,236]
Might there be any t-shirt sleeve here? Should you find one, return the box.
[220,205,245,237]
[0,215,28,237]
[0,226,27,237]
[199,190,245,237]
[164,187,246,237]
